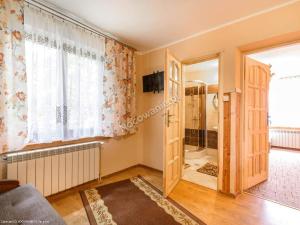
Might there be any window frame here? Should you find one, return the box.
[23,136,108,151]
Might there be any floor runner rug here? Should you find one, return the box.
[80,176,206,225]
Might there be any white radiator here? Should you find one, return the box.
[4,142,101,196]
[270,128,300,149]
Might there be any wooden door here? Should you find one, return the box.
[244,57,270,189]
[163,50,182,196]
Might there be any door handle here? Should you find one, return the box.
[162,112,174,117]
[166,110,174,127]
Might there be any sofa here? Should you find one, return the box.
[0,180,66,225]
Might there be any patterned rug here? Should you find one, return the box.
[184,163,191,169]
[80,176,206,225]
[197,162,218,177]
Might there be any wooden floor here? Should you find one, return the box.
[48,166,300,225]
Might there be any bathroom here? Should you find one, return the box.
[182,58,219,190]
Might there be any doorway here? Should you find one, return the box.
[181,58,219,190]
[243,43,300,210]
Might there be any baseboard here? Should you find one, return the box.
[101,164,141,179]
[138,164,163,173]
[271,146,300,151]
[101,164,163,180]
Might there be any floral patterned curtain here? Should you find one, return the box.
[101,39,136,137]
[0,0,27,153]
[0,0,136,153]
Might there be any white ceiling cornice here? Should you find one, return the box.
[37,0,300,52]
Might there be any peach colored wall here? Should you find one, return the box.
[101,133,142,176]
[136,52,165,170]
[101,52,165,176]
[136,1,300,187]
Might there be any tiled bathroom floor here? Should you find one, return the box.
[182,151,218,190]
[246,149,300,210]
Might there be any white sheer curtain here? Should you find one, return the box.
[24,5,105,143]
[269,76,300,127]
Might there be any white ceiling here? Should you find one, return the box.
[249,43,300,77]
[43,0,297,51]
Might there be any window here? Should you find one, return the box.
[24,5,105,143]
[269,76,300,127]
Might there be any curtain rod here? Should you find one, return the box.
[25,0,136,51]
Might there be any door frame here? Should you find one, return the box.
[181,52,224,191]
[238,31,300,192]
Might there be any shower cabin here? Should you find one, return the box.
[184,81,207,151]
[182,59,219,190]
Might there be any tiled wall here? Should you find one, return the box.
[184,128,218,149]
[207,130,218,149]
[185,128,205,148]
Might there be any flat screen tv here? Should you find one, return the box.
[143,71,164,93]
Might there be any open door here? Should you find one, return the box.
[243,57,270,189]
[163,50,183,196]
